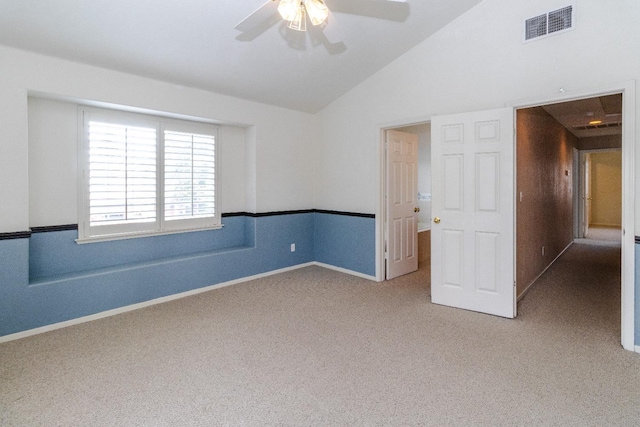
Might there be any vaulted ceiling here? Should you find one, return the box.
[0,0,483,113]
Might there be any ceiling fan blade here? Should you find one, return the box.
[235,1,279,32]
[321,9,343,45]
[327,0,410,22]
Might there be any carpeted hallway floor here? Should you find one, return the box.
[1,242,639,426]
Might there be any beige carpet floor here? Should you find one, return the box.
[585,226,622,242]
[1,243,639,426]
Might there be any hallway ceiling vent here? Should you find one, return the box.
[574,121,622,131]
[524,5,574,42]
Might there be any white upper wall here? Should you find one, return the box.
[27,97,250,227]
[2,0,639,231]
[315,0,640,217]
[28,98,78,227]
[0,45,318,232]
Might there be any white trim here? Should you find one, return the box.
[312,261,378,282]
[509,80,636,352]
[572,147,580,238]
[75,223,224,244]
[77,106,221,241]
[0,262,312,344]
[635,346,640,354]
[376,130,385,281]
[378,115,433,131]
[0,261,381,344]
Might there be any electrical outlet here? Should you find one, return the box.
[290,243,296,252]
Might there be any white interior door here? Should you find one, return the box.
[578,151,591,238]
[431,108,515,318]
[584,153,592,237]
[386,129,419,280]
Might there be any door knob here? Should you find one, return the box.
[414,207,420,213]
[434,217,441,224]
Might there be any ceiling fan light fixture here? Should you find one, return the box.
[304,0,329,26]
[277,0,299,21]
[288,3,307,31]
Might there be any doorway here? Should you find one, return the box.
[382,123,431,280]
[515,91,630,348]
[376,82,635,351]
[577,149,622,242]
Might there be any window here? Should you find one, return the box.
[78,107,220,242]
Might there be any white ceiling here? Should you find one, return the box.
[0,0,483,113]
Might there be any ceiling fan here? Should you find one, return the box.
[235,0,410,45]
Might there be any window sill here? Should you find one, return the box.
[29,243,253,286]
[75,224,224,245]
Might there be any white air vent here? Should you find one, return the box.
[524,5,574,42]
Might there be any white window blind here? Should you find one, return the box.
[89,122,157,226]
[79,107,220,242]
[164,130,216,221]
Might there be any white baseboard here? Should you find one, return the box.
[0,262,317,344]
[311,261,378,282]
[0,261,377,343]
[635,346,640,354]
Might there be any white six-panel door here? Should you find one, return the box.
[583,153,592,238]
[431,108,515,318]
[386,129,419,280]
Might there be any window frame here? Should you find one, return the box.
[77,106,221,243]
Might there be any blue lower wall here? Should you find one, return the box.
[314,213,375,276]
[0,212,375,337]
[636,243,640,346]
[3,217,637,345]
[29,216,253,280]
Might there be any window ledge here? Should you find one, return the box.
[29,243,253,286]
[75,224,224,244]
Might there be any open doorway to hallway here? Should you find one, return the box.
[377,83,633,350]
[516,93,623,344]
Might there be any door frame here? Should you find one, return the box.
[510,80,635,352]
[578,148,622,238]
[580,151,592,238]
[384,129,420,279]
[377,117,432,282]
[572,147,580,238]
[376,81,635,352]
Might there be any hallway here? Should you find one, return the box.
[517,242,621,346]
